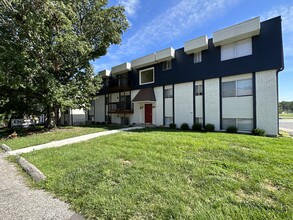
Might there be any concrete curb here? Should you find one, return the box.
[0,144,12,152]
[16,156,46,183]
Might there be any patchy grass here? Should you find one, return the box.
[0,125,122,150]
[22,129,293,219]
[279,113,293,119]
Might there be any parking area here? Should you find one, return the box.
[279,119,293,136]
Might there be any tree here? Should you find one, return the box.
[0,0,128,128]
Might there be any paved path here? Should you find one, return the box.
[0,153,82,220]
[0,126,143,219]
[8,126,143,155]
[279,119,293,136]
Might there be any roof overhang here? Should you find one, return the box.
[213,17,260,47]
[156,47,175,62]
[111,62,131,75]
[184,35,208,55]
[132,88,156,102]
[98,69,111,78]
[131,53,156,70]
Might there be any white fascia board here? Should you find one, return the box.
[131,53,156,69]
[155,47,175,62]
[213,17,260,47]
[184,35,208,55]
[98,69,111,78]
[111,62,131,75]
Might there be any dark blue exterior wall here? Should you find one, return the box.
[98,16,284,95]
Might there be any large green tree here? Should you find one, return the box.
[0,0,128,128]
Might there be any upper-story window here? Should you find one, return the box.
[222,78,252,98]
[139,67,154,85]
[162,60,172,71]
[194,52,202,63]
[221,38,252,61]
[164,88,173,98]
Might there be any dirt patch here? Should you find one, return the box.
[235,189,278,207]
[261,179,283,192]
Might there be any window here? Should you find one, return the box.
[222,118,236,130]
[221,38,252,61]
[194,52,202,63]
[222,79,252,98]
[195,117,203,124]
[165,117,173,126]
[139,67,154,85]
[222,118,253,131]
[90,100,95,106]
[164,88,173,98]
[162,60,172,71]
[195,85,203,96]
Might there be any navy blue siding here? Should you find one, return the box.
[98,16,283,95]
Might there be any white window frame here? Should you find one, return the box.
[194,51,202,63]
[221,38,252,61]
[139,67,155,85]
[162,60,172,71]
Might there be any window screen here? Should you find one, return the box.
[195,85,203,96]
[164,88,173,98]
[222,118,236,130]
[222,81,236,97]
[237,79,252,96]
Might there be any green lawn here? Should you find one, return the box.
[0,125,121,150]
[279,113,293,119]
[21,129,293,219]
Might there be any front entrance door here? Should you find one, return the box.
[145,104,152,124]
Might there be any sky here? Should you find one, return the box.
[92,0,293,101]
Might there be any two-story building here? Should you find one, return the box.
[88,16,284,136]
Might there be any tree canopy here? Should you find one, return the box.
[0,0,128,127]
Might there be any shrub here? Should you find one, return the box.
[181,123,189,130]
[95,122,101,125]
[169,123,176,129]
[205,123,215,132]
[252,128,265,136]
[101,122,106,125]
[226,126,238,133]
[192,123,202,131]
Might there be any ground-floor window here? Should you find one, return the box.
[165,116,173,126]
[222,118,253,131]
[195,117,203,124]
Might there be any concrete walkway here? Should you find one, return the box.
[0,126,143,219]
[8,126,143,156]
[0,153,83,220]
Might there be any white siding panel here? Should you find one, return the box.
[222,96,253,118]
[205,78,220,130]
[165,98,173,116]
[174,82,193,127]
[95,96,105,122]
[154,87,163,126]
[195,96,203,117]
[130,90,141,124]
[256,70,278,136]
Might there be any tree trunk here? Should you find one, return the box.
[44,107,57,129]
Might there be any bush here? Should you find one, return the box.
[181,123,189,130]
[169,123,176,129]
[192,123,202,131]
[226,126,238,133]
[252,128,265,136]
[205,123,215,132]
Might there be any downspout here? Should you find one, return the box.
[277,67,284,135]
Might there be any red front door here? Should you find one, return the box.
[145,104,152,124]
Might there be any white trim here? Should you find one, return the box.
[139,67,155,85]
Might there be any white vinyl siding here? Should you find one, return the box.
[221,38,252,61]
[139,67,154,85]
[165,117,173,125]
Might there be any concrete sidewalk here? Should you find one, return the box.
[8,126,143,156]
[0,153,83,220]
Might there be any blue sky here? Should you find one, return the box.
[92,0,293,101]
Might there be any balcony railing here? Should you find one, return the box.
[108,77,131,92]
[108,102,133,114]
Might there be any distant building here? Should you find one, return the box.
[88,16,284,136]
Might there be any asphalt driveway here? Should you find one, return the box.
[279,119,293,136]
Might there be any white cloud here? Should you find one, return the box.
[262,5,293,33]
[118,0,140,17]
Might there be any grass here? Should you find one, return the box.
[279,113,293,119]
[0,125,122,150]
[20,129,293,219]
